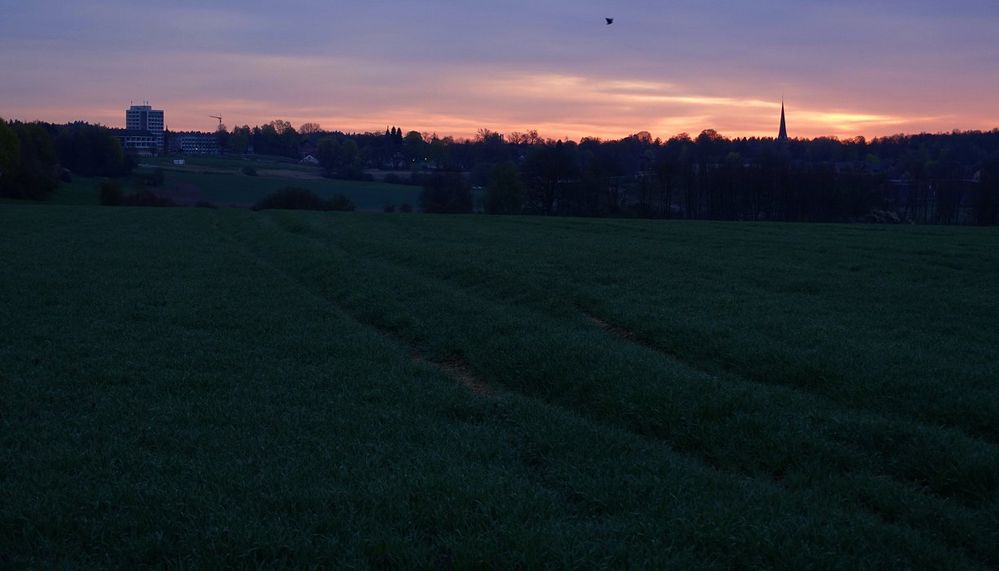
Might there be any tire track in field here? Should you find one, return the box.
[411,353,494,396]
[328,228,999,449]
[263,211,999,460]
[212,217,995,569]
[216,212,999,567]
[260,215,999,562]
[581,312,727,382]
[210,213,498,398]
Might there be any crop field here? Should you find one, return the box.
[2,204,998,568]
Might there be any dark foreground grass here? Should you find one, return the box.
[1,205,997,568]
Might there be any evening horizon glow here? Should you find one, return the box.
[2,0,997,141]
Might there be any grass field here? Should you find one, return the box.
[133,156,422,210]
[2,204,998,568]
[143,154,317,172]
[157,170,420,210]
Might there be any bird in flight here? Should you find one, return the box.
[605,17,614,25]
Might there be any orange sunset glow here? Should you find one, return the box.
[2,2,997,140]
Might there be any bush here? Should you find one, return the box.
[253,187,330,211]
[101,182,175,207]
[400,203,413,213]
[383,203,396,213]
[383,173,401,184]
[195,201,218,209]
[144,168,165,187]
[242,166,257,176]
[120,190,175,207]
[99,181,123,205]
[328,193,355,212]
[420,172,473,213]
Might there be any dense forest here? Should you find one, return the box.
[3,116,998,225]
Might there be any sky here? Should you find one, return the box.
[1,0,998,141]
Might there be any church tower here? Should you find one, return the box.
[777,100,788,142]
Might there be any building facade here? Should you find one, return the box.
[123,103,165,153]
[114,130,160,155]
[174,132,219,155]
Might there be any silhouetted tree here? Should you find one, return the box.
[485,161,523,214]
[428,136,448,169]
[653,154,674,218]
[299,122,322,135]
[317,137,364,179]
[228,126,251,154]
[403,131,425,164]
[0,118,18,185]
[524,141,577,215]
[54,123,127,177]
[317,137,339,176]
[420,172,472,214]
[1,121,58,200]
[977,153,999,225]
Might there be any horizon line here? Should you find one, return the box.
[5,113,997,144]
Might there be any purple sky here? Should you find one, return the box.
[2,0,997,140]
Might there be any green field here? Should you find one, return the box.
[2,204,998,568]
[143,154,317,172]
[133,157,421,210]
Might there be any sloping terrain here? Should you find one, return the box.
[2,205,997,568]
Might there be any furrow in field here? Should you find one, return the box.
[307,215,999,453]
[205,213,988,567]
[319,215,999,445]
[581,311,722,381]
[217,211,999,566]
[211,212,498,399]
[411,353,496,396]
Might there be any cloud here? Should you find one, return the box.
[1,1,997,139]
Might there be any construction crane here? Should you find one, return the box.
[209,115,223,129]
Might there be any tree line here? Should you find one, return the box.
[4,115,997,225]
[208,121,999,224]
[0,119,133,200]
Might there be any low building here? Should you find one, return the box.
[177,132,219,155]
[111,129,160,156]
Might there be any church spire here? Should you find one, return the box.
[777,100,788,142]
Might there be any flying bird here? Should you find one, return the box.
[605,17,614,25]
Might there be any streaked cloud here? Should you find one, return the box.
[1,0,997,140]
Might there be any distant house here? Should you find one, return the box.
[300,141,318,159]
[300,154,320,165]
